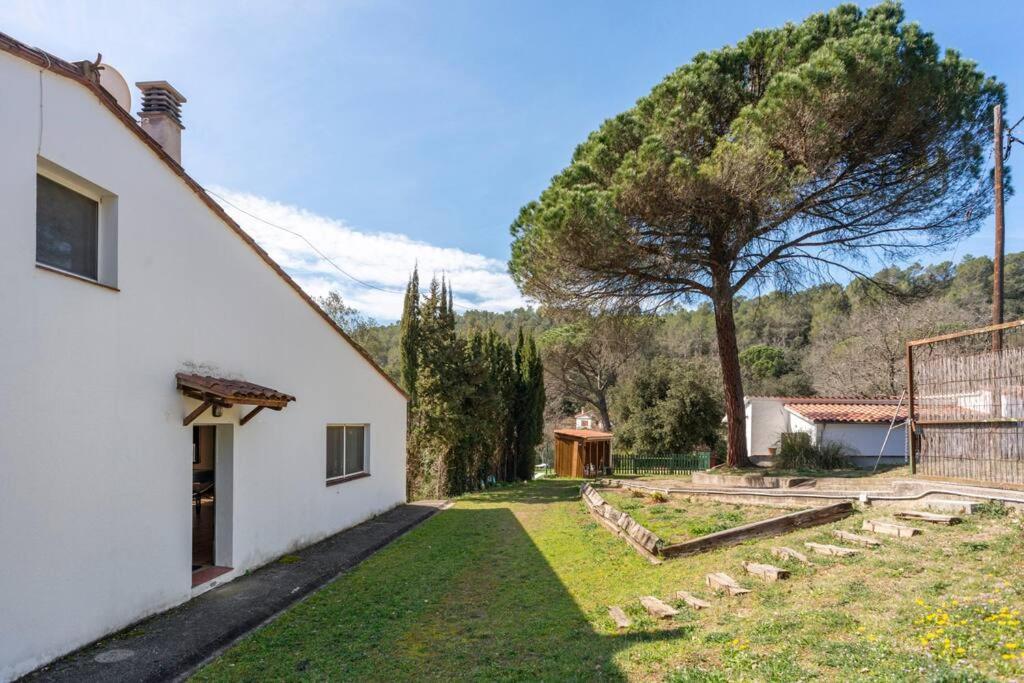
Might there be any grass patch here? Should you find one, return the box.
[601,489,795,543]
[694,465,910,479]
[194,479,1024,682]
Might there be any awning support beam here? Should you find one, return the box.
[183,400,212,427]
[239,405,264,426]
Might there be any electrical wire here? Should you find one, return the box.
[207,189,404,295]
[206,189,472,310]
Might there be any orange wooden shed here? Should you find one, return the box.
[553,428,613,478]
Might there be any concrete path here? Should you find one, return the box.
[23,501,447,683]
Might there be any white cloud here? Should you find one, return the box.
[210,188,529,321]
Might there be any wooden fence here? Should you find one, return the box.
[908,320,1024,485]
[613,452,711,476]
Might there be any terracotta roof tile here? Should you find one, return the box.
[784,402,906,424]
[749,396,899,404]
[176,373,295,405]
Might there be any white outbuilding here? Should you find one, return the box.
[744,396,907,469]
[0,33,408,680]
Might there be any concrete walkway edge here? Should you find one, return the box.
[23,501,448,683]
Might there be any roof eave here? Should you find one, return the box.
[0,34,408,401]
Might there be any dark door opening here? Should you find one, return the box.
[192,425,216,572]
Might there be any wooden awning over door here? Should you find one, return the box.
[176,372,296,426]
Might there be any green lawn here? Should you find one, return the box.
[194,479,1024,682]
[601,489,795,544]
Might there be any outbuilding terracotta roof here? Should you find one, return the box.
[176,373,295,406]
[554,428,614,441]
[749,396,899,405]
[0,32,407,400]
[784,402,906,424]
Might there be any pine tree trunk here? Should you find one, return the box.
[596,394,612,432]
[712,284,752,469]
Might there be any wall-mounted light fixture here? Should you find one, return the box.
[212,404,223,418]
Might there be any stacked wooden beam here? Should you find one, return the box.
[580,483,664,562]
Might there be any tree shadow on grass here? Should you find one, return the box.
[389,507,691,681]
[195,484,690,682]
[456,478,583,506]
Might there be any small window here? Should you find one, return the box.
[326,425,368,482]
[35,161,118,288]
[36,174,99,279]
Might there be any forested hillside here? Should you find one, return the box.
[345,253,1021,453]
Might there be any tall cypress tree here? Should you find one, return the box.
[525,333,546,478]
[406,280,546,497]
[409,276,466,497]
[512,329,526,481]
[398,267,420,402]
[513,331,545,480]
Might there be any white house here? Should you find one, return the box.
[0,34,408,680]
[575,410,599,430]
[744,396,906,469]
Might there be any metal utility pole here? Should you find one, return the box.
[993,104,1005,352]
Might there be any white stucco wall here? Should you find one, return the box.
[819,423,906,459]
[746,397,907,468]
[786,411,819,439]
[0,53,407,680]
[785,409,906,464]
[745,398,790,456]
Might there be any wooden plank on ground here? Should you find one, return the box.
[742,561,790,582]
[640,596,679,619]
[863,519,921,538]
[804,542,860,557]
[659,502,855,558]
[833,530,882,547]
[608,606,631,629]
[706,573,751,596]
[895,510,962,525]
[772,546,810,565]
[674,590,712,610]
[581,483,664,564]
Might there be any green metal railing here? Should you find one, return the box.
[613,452,711,475]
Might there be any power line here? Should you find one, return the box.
[206,188,473,310]
[207,189,405,295]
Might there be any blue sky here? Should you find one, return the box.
[4,1,1022,319]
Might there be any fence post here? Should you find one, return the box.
[906,341,916,475]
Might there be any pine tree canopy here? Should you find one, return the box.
[508,1,1004,467]
[509,2,1003,306]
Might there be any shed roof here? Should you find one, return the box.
[0,32,406,400]
[554,428,613,441]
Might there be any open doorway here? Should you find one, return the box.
[192,425,216,571]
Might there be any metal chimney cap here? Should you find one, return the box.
[135,80,186,104]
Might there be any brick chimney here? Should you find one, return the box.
[136,81,186,164]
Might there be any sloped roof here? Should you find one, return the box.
[176,373,296,406]
[0,32,407,400]
[748,396,899,405]
[554,428,613,441]
[785,402,906,424]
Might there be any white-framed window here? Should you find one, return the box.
[326,424,368,483]
[35,159,118,288]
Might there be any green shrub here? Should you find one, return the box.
[974,500,1010,518]
[775,432,851,470]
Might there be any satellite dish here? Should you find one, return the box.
[98,64,131,112]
